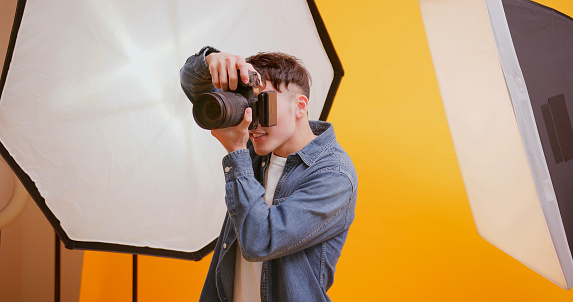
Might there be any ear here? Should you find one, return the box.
[295,94,309,118]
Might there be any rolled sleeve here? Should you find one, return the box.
[179,46,220,104]
[221,149,254,183]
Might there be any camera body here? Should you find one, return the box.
[193,71,278,130]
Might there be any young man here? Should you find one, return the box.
[180,46,357,302]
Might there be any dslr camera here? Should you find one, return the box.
[193,71,277,130]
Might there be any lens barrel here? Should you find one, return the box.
[193,91,249,130]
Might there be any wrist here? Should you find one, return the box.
[200,46,220,65]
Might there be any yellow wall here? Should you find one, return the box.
[78,0,573,301]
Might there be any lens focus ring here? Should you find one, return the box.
[193,91,249,129]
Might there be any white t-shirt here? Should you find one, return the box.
[233,153,287,302]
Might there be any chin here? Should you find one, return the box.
[253,147,271,156]
[252,142,273,156]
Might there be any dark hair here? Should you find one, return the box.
[246,52,311,99]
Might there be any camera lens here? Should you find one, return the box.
[193,91,249,129]
[204,100,222,122]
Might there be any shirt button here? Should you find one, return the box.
[262,162,266,167]
[223,243,227,249]
[224,167,231,173]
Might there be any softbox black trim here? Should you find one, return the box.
[1,0,26,95]
[306,0,345,121]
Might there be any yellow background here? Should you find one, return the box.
[75,0,573,301]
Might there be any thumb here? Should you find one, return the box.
[243,108,253,126]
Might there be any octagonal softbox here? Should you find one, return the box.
[421,0,573,289]
[0,0,343,260]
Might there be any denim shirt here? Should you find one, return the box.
[181,47,358,302]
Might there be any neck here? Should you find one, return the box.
[273,119,316,158]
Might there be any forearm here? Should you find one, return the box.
[179,46,220,104]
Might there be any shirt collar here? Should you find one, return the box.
[295,120,336,166]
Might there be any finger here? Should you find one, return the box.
[224,56,239,91]
[228,67,239,91]
[218,60,229,91]
[242,108,253,126]
[239,63,250,85]
[244,63,263,88]
[257,73,263,88]
[209,62,220,89]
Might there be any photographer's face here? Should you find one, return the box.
[249,83,298,157]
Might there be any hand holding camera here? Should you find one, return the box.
[198,52,277,153]
[206,52,258,91]
[194,52,277,131]
[210,107,253,154]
